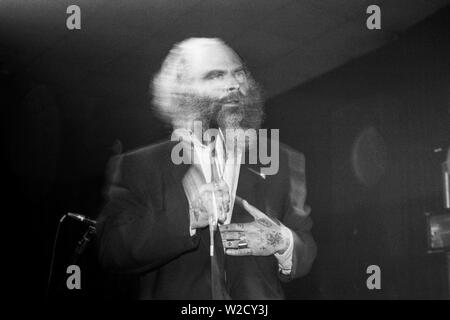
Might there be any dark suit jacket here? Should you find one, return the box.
[97,140,316,299]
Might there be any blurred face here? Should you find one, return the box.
[187,43,249,101]
[179,43,263,130]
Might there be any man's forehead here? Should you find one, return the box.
[187,43,243,74]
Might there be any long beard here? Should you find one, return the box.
[177,83,264,132]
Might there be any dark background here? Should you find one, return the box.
[265,8,449,299]
[1,4,449,299]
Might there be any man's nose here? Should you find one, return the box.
[226,75,240,92]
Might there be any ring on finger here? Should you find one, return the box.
[237,240,248,249]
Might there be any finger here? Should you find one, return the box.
[218,194,230,216]
[225,248,253,256]
[221,231,244,240]
[218,191,230,208]
[214,189,229,201]
[214,191,227,204]
[216,179,229,192]
[224,191,230,204]
[222,240,241,249]
[223,201,230,215]
[198,183,215,194]
[219,223,246,232]
[212,193,226,222]
[242,200,266,219]
[200,179,227,195]
[217,203,227,223]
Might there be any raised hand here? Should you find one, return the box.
[189,179,230,229]
[219,200,290,256]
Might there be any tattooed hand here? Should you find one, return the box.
[189,179,230,229]
[219,200,291,256]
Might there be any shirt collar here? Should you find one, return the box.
[172,127,226,156]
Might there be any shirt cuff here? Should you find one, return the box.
[274,226,294,275]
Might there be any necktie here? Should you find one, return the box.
[210,153,231,300]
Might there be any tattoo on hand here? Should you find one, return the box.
[270,216,281,226]
[266,231,283,248]
[257,218,273,228]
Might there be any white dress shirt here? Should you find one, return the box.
[173,128,294,275]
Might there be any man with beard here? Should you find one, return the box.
[97,38,317,299]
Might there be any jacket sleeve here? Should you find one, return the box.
[278,148,317,282]
[96,153,200,274]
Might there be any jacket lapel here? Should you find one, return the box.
[166,141,213,250]
[233,160,266,223]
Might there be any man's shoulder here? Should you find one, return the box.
[256,134,305,161]
[278,142,305,166]
[110,140,177,173]
[277,142,307,185]
[120,140,176,161]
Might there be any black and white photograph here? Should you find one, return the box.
[1,0,449,304]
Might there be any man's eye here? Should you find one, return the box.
[206,72,224,80]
